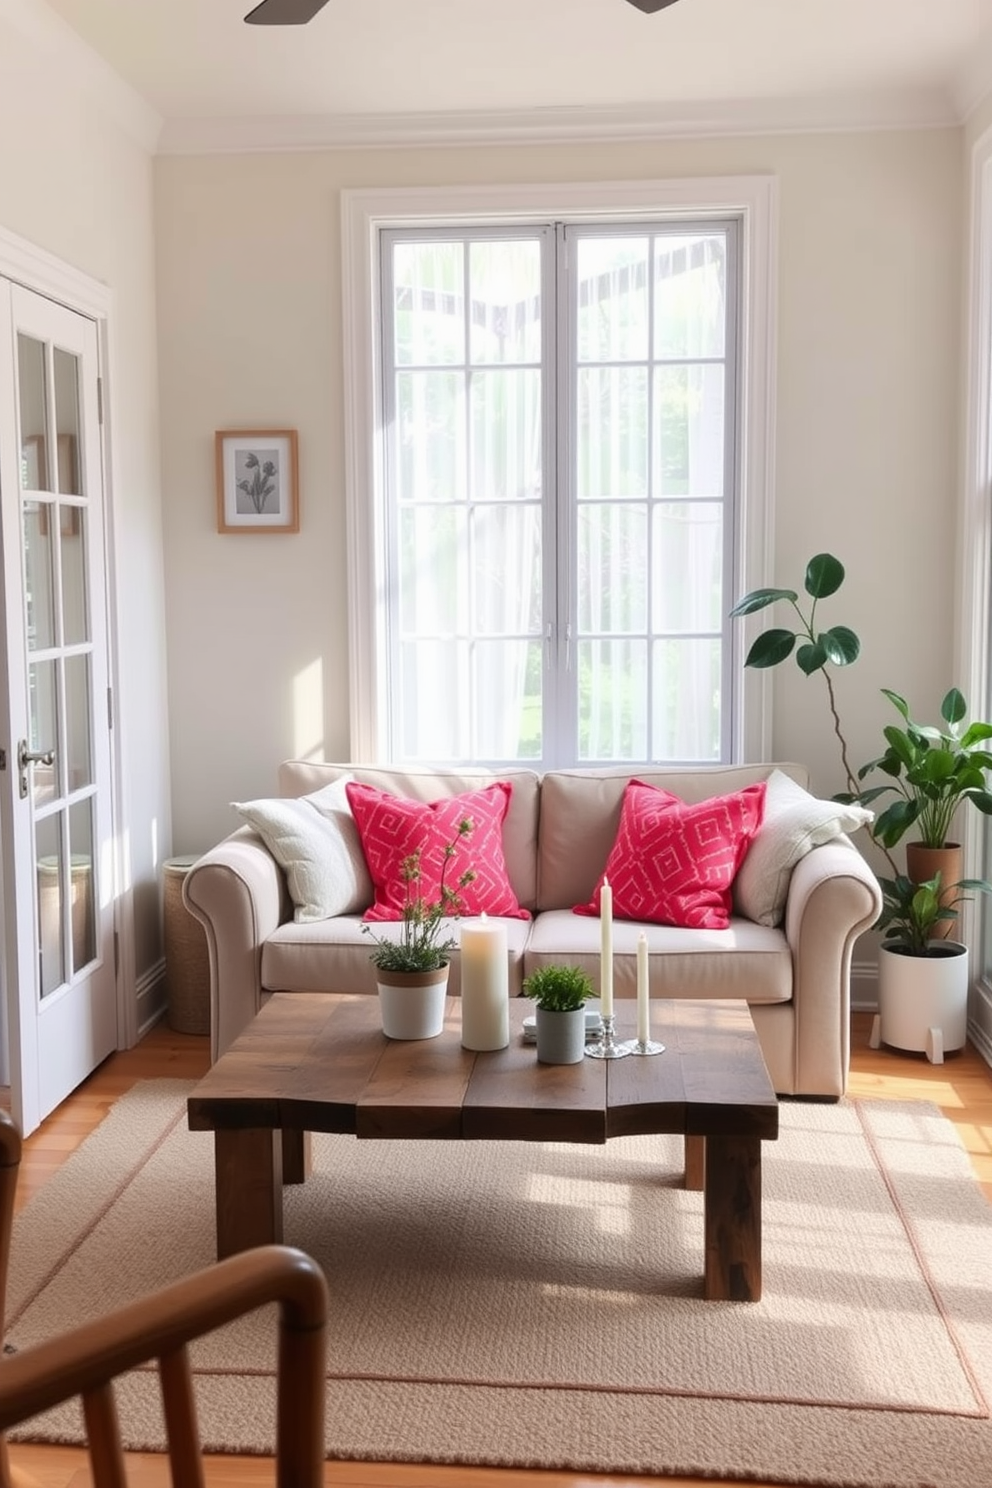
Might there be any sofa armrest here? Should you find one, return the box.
[782,836,882,1096]
[182,827,290,1063]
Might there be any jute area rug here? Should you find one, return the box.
[5,1081,992,1487]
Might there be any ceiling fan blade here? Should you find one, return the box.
[245,0,330,24]
[625,0,682,11]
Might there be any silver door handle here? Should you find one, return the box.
[17,739,54,799]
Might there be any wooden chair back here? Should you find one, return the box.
[0,1233,327,1487]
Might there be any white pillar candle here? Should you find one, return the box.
[600,878,613,1019]
[460,914,509,1051]
[636,932,650,1044]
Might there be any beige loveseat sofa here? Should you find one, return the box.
[183,759,881,1098]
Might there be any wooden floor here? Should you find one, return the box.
[4,1011,992,1488]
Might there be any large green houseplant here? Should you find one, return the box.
[730,553,992,870]
[857,687,992,852]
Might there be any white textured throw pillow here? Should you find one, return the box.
[733,769,873,928]
[233,776,373,923]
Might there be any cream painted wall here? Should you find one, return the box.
[0,17,168,993]
[155,127,963,857]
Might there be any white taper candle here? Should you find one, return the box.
[636,932,650,1044]
[600,878,613,1019]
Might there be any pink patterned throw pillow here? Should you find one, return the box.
[574,779,767,930]
[345,780,529,922]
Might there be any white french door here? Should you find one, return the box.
[0,280,117,1135]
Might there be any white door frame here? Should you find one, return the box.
[0,223,133,1078]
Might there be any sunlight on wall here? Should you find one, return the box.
[294,659,325,761]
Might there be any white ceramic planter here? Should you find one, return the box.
[535,1006,587,1065]
[877,940,968,1063]
[376,966,448,1040]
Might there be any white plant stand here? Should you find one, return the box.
[872,941,968,1066]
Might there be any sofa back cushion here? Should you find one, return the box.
[345,779,529,920]
[537,763,807,911]
[278,762,541,911]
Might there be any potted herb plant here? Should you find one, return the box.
[363,817,475,1040]
[522,964,595,1065]
[874,872,992,1061]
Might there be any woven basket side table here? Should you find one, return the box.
[163,855,210,1037]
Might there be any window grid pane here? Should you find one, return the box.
[382,219,736,767]
[574,227,732,764]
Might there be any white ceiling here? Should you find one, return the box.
[30,0,992,151]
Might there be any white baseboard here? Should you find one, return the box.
[134,957,166,1044]
[968,977,992,1070]
[851,955,878,1013]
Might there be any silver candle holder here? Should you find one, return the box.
[585,1011,631,1059]
[619,1034,666,1056]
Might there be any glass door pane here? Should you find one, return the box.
[20,338,98,993]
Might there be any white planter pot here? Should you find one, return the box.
[877,940,968,1062]
[535,1006,587,1065]
[376,966,449,1040]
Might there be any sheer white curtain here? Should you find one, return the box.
[384,221,733,767]
[392,236,543,762]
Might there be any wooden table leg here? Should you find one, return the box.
[684,1133,705,1191]
[281,1129,312,1184]
[703,1134,762,1302]
[214,1128,283,1260]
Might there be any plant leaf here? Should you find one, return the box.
[873,798,920,847]
[941,688,967,727]
[796,640,827,675]
[960,723,992,748]
[804,553,845,598]
[881,725,917,769]
[744,629,796,667]
[729,587,798,617]
[881,688,910,720]
[821,626,860,665]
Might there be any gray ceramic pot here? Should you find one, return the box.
[535,1006,586,1064]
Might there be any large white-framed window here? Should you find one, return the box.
[341,177,778,767]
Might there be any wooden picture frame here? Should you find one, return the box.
[215,429,299,534]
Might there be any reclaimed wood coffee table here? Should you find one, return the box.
[187,992,779,1301]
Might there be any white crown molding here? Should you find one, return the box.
[0,0,161,152]
[158,89,959,157]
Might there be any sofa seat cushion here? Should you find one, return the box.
[524,909,792,1005]
[262,914,531,998]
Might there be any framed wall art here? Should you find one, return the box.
[215,429,299,534]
